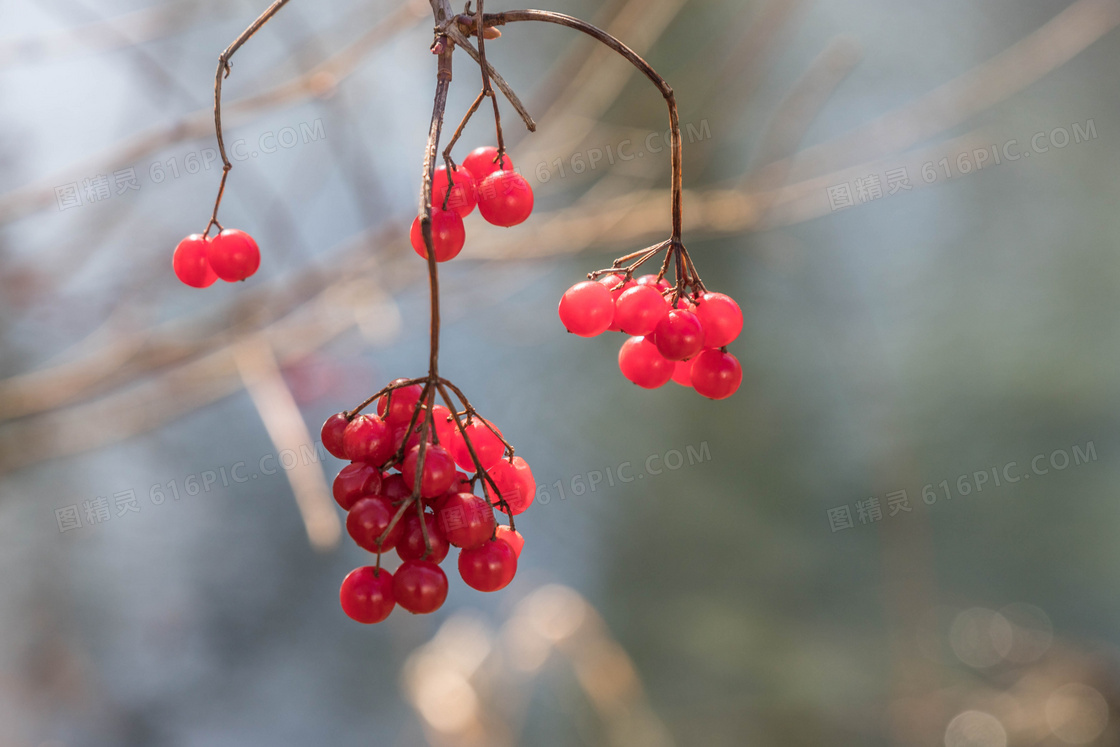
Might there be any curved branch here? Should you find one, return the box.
[208,0,295,234]
[465,9,682,239]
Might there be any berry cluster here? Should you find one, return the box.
[172,229,261,288]
[559,269,744,399]
[321,378,533,624]
[409,146,534,262]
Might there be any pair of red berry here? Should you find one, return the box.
[558,274,744,399]
[409,146,535,262]
[172,229,261,287]
[321,380,533,624]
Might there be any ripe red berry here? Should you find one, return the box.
[346,496,404,552]
[410,208,466,262]
[652,308,705,361]
[401,444,457,499]
[321,412,350,459]
[614,285,670,336]
[397,512,450,563]
[377,381,424,427]
[430,404,457,446]
[437,492,495,549]
[458,538,518,592]
[340,566,395,624]
[462,146,513,181]
[333,462,383,510]
[381,473,411,502]
[172,234,218,288]
[206,228,260,282]
[671,359,694,387]
[690,349,743,400]
[448,419,504,472]
[694,292,743,347]
[393,560,448,614]
[618,336,674,389]
[636,274,672,292]
[486,456,535,515]
[559,281,614,337]
[495,525,525,558]
[477,170,534,227]
[433,165,478,217]
[342,414,395,465]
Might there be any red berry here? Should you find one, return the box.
[671,359,694,387]
[377,381,424,427]
[448,419,505,472]
[397,512,450,563]
[600,274,634,332]
[393,560,448,614]
[495,525,525,558]
[172,234,218,288]
[690,349,743,400]
[477,170,534,227]
[321,412,350,459]
[433,165,478,217]
[333,462,382,510]
[381,473,411,502]
[410,208,465,262]
[430,404,457,447]
[618,336,674,389]
[458,538,517,592]
[614,285,670,336]
[342,414,395,465]
[462,146,513,181]
[340,566,395,624]
[694,292,743,347]
[636,274,672,292]
[652,308,705,361]
[559,281,614,337]
[599,273,626,293]
[346,496,404,552]
[437,492,495,549]
[486,457,535,515]
[401,444,457,499]
[206,229,260,282]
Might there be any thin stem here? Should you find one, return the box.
[207,0,294,235]
[464,9,683,240]
[474,0,506,161]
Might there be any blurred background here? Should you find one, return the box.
[2,0,1120,744]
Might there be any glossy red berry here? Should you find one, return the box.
[340,566,395,624]
[559,281,614,337]
[458,538,518,592]
[448,419,505,471]
[477,170,534,227]
[653,308,705,361]
[346,495,404,552]
[636,274,672,292]
[433,165,478,217]
[690,349,743,400]
[671,359,694,387]
[321,412,350,459]
[486,456,535,515]
[172,234,218,288]
[618,336,674,389]
[410,208,466,262]
[377,381,424,426]
[694,292,743,347]
[333,462,382,510]
[381,473,411,502]
[393,561,448,614]
[342,414,395,465]
[614,285,670,336]
[462,146,513,181]
[401,444,457,499]
[430,404,457,446]
[437,492,495,549]
[206,229,260,282]
[495,525,524,558]
[397,512,450,563]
